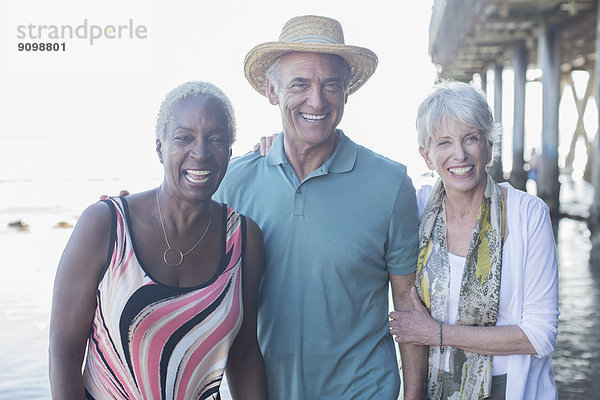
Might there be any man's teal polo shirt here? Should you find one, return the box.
[214,131,419,399]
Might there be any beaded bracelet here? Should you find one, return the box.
[439,322,445,354]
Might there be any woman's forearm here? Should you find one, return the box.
[441,324,537,356]
[226,344,268,399]
[49,341,86,399]
[389,289,538,356]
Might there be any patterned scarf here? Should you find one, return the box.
[416,174,504,400]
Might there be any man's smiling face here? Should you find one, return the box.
[267,51,348,152]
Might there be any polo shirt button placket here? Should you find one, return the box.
[293,185,304,216]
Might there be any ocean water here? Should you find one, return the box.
[0,178,149,399]
[1,169,598,398]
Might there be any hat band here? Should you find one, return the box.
[286,34,342,45]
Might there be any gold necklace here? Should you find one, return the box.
[155,188,213,267]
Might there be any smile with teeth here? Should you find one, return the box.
[185,169,211,183]
[300,112,327,121]
[448,166,473,176]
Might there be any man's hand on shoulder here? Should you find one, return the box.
[99,190,130,201]
[252,134,278,156]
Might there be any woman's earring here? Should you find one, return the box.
[431,170,435,178]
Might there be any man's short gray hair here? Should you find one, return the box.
[265,53,352,95]
[155,81,236,144]
[416,80,501,159]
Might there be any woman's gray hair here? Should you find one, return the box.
[155,81,236,144]
[416,80,501,159]
[265,53,352,95]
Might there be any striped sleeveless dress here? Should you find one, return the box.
[83,197,245,400]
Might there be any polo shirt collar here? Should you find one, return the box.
[326,130,357,174]
[266,129,357,174]
[266,132,287,166]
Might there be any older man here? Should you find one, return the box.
[214,15,427,399]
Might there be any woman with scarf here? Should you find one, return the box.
[388,81,559,399]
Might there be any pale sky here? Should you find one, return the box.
[2,0,437,185]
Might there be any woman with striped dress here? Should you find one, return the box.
[49,81,268,400]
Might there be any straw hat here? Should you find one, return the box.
[244,15,378,96]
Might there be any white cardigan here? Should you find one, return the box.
[416,182,559,399]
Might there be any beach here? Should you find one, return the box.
[5,0,599,397]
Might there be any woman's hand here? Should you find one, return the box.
[252,134,278,156]
[389,287,438,346]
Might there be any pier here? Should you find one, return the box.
[427,2,600,396]
[429,0,599,225]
